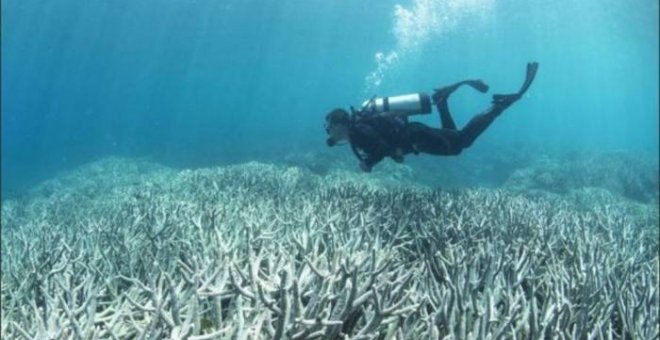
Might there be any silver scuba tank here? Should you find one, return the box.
[360,93,432,115]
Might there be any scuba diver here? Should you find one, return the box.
[325,62,539,172]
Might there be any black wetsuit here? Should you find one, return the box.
[349,96,509,169]
[347,62,538,170]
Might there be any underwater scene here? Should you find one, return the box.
[1,0,658,339]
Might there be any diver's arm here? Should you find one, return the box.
[360,153,385,172]
[351,121,390,172]
[390,148,405,163]
[354,140,386,172]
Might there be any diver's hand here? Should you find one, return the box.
[359,161,372,173]
[392,148,404,163]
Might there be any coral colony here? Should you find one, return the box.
[1,158,658,339]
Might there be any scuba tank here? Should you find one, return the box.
[360,93,432,115]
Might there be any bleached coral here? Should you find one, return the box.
[1,158,658,339]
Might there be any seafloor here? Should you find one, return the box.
[1,153,658,339]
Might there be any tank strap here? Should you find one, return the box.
[348,114,366,162]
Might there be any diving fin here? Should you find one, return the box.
[492,62,539,107]
[433,79,490,103]
[518,62,539,96]
[465,79,489,93]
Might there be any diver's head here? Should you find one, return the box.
[325,108,350,147]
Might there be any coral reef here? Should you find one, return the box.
[1,158,658,339]
[505,151,659,204]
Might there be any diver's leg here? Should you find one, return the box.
[431,80,489,130]
[458,62,539,148]
[456,108,499,148]
[434,94,457,130]
[406,123,463,156]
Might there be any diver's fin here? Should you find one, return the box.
[433,79,490,103]
[492,93,520,107]
[465,79,489,93]
[492,62,539,107]
[517,62,539,96]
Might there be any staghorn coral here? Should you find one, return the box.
[1,158,658,339]
[504,151,659,204]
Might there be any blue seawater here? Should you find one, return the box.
[2,0,658,196]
